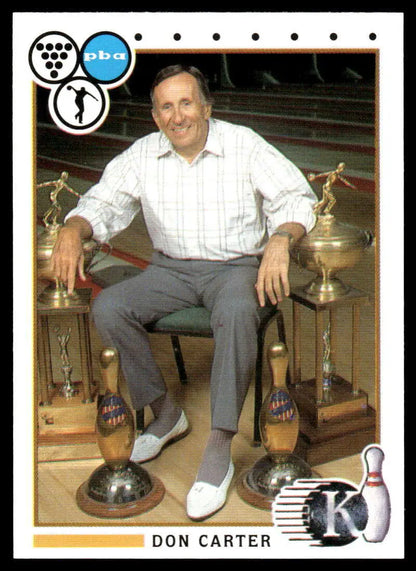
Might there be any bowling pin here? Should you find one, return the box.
[260,343,299,455]
[360,445,391,542]
[96,347,135,469]
[76,347,165,518]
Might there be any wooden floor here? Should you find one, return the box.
[36,332,366,526]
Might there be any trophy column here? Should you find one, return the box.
[288,287,376,465]
[37,288,97,442]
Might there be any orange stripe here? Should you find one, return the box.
[33,535,145,548]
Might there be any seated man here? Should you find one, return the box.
[51,64,317,520]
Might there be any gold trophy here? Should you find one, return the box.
[76,347,165,518]
[291,163,373,301]
[37,172,100,307]
[238,342,315,510]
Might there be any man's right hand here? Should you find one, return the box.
[50,216,93,295]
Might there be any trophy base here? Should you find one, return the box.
[38,384,98,440]
[76,461,165,519]
[289,375,369,427]
[38,283,87,308]
[303,276,350,301]
[237,453,318,511]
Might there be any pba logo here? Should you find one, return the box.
[29,31,135,134]
[81,32,132,84]
[272,445,391,547]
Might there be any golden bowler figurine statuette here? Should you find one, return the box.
[54,325,79,398]
[322,322,335,403]
[291,163,373,301]
[76,347,165,518]
[37,171,100,307]
[238,342,315,510]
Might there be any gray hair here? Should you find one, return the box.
[150,64,213,107]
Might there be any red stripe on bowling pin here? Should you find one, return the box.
[365,471,384,486]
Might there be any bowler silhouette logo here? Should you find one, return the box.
[272,445,391,547]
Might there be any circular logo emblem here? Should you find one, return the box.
[80,32,133,84]
[49,77,108,133]
[29,31,79,84]
[306,480,368,546]
[273,479,368,547]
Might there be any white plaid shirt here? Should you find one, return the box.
[68,118,317,260]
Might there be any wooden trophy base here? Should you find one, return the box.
[289,375,369,428]
[294,408,376,466]
[237,471,274,511]
[289,377,377,466]
[37,383,98,446]
[76,473,165,519]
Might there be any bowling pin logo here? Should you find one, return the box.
[272,444,391,547]
[359,445,391,543]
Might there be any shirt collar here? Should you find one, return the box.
[156,118,224,159]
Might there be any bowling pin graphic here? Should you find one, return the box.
[360,445,391,542]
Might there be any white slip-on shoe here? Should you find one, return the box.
[131,410,190,463]
[186,461,234,521]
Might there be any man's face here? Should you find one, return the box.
[151,72,212,162]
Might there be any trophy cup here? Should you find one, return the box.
[76,347,165,518]
[238,342,315,510]
[290,163,373,301]
[37,172,100,307]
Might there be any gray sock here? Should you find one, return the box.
[196,429,234,487]
[145,393,182,439]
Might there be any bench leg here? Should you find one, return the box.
[171,335,188,384]
[276,310,291,386]
[136,409,145,433]
[253,329,265,446]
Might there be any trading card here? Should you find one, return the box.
[13,11,404,560]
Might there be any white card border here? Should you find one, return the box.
[13,11,404,560]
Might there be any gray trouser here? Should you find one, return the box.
[92,252,261,433]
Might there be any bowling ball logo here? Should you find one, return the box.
[273,479,368,547]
